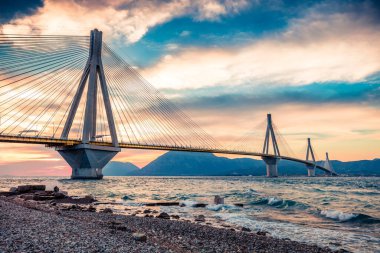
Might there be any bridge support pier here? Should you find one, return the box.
[56,144,120,179]
[262,157,279,177]
[307,165,316,177]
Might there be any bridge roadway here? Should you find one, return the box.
[0,134,337,175]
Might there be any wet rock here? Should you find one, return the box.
[53,186,59,192]
[143,209,151,214]
[194,215,206,222]
[241,227,251,232]
[157,212,170,219]
[234,203,244,207]
[145,202,179,206]
[84,195,95,202]
[257,231,269,236]
[193,203,207,208]
[17,185,46,193]
[88,205,96,212]
[102,208,113,214]
[334,249,350,253]
[171,215,180,219]
[53,192,66,199]
[9,187,17,193]
[132,233,147,242]
[214,195,224,205]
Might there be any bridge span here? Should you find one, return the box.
[0,29,337,178]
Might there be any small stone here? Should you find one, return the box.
[102,208,113,213]
[194,215,205,222]
[157,212,170,219]
[241,227,251,232]
[132,233,147,242]
[143,209,151,214]
[214,195,224,205]
[88,205,96,212]
[84,195,95,202]
[53,186,59,192]
[171,215,180,219]
[257,231,269,236]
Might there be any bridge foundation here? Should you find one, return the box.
[56,144,120,179]
[307,165,316,177]
[262,157,279,177]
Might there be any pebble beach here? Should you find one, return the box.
[0,185,338,253]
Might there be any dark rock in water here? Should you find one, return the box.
[17,185,46,193]
[157,212,170,219]
[241,227,251,232]
[214,195,224,205]
[145,202,179,206]
[192,203,207,208]
[171,215,180,219]
[88,206,96,212]
[234,203,244,207]
[132,233,147,242]
[53,186,59,192]
[9,187,17,193]
[194,215,206,222]
[334,249,350,253]
[257,231,269,236]
[84,195,95,202]
[102,208,113,213]
[53,192,66,199]
[143,209,151,214]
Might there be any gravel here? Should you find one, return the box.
[0,196,335,253]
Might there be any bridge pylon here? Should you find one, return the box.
[261,114,280,177]
[305,138,316,176]
[56,29,120,179]
[324,152,335,176]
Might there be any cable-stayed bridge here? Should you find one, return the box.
[0,29,337,179]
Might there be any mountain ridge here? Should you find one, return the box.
[104,151,380,176]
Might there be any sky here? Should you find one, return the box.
[0,0,379,176]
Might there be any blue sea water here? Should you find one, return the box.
[1,176,379,252]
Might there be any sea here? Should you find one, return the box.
[1,176,379,252]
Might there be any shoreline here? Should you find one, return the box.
[0,187,340,253]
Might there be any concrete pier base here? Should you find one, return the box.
[56,144,120,180]
[307,165,316,177]
[262,157,279,177]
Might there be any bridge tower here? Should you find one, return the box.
[324,152,335,176]
[56,29,120,179]
[305,138,316,176]
[262,114,280,177]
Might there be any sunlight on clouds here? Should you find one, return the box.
[2,0,249,43]
[143,11,380,88]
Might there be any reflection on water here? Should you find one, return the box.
[1,176,379,252]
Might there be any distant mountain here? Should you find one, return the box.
[103,161,140,176]
[104,151,380,176]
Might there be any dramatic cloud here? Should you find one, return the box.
[0,0,43,24]
[143,7,380,88]
[1,0,249,42]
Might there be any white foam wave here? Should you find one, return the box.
[179,200,199,207]
[268,197,282,205]
[320,210,357,222]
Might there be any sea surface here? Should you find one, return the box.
[1,176,379,252]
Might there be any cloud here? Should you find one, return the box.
[0,0,43,24]
[142,4,380,89]
[1,0,249,43]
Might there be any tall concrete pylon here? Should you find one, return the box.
[324,152,335,175]
[56,29,120,179]
[305,138,316,176]
[262,114,280,177]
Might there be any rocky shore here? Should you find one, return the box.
[0,185,340,253]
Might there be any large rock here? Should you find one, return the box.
[214,195,224,205]
[157,212,170,219]
[17,185,46,193]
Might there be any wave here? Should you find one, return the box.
[320,210,380,223]
[250,197,299,209]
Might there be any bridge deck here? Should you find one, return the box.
[0,135,337,175]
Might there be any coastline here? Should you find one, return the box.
[0,191,337,253]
